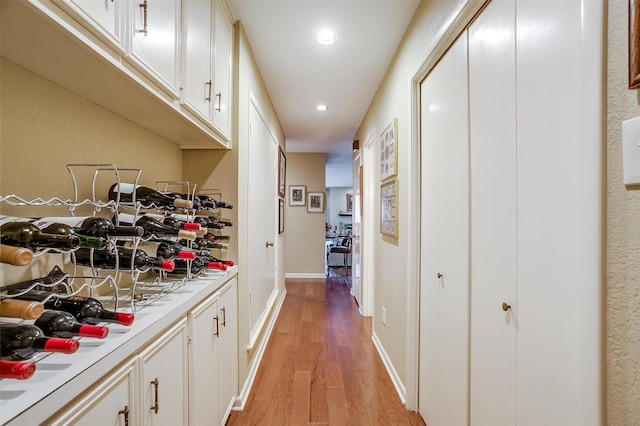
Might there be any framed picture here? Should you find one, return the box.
[279,198,285,234]
[631,0,640,89]
[380,118,398,181]
[380,178,398,237]
[289,185,306,206]
[307,191,325,213]
[278,146,286,198]
[346,193,353,213]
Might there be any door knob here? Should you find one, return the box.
[437,273,443,278]
[502,302,511,312]
[265,241,274,247]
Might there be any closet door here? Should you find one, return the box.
[419,34,470,426]
[468,1,517,425]
[515,1,585,423]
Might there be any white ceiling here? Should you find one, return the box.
[227,0,420,166]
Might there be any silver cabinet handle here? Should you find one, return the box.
[205,80,212,102]
[137,1,148,35]
[150,378,159,413]
[215,92,222,112]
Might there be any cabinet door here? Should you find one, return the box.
[49,360,136,426]
[181,0,213,120]
[468,0,517,424]
[217,279,238,423]
[54,0,125,51]
[188,292,221,425]
[212,2,233,139]
[139,319,188,426]
[419,33,470,426]
[129,0,180,96]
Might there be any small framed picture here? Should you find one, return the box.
[279,198,285,234]
[380,118,398,181]
[380,178,397,237]
[631,0,640,88]
[278,146,286,198]
[307,191,325,213]
[346,193,353,213]
[289,185,306,206]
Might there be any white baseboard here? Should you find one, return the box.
[233,288,287,410]
[372,331,406,404]
[285,272,326,279]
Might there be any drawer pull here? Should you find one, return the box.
[221,307,226,327]
[214,315,220,337]
[215,92,222,112]
[205,80,212,102]
[150,378,159,414]
[137,1,148,35]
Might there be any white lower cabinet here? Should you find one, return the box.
[39,275,238,426]
[189,278,237,426]
[139,319,189,426]
[49,360,137,426]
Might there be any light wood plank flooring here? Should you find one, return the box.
[227,272,425,425]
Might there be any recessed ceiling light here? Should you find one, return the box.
[315,105,329,111]
[315,29,337,45]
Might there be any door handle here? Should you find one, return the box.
[265,241,274,247]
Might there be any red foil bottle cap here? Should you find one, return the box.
[222,260,235,266]
[161,260,175,272]
[178,251,197,260]
[207,262,227,271]
[118,313,135,326]
[79,324,109,339]
[44,337,80,354]
[183,222,201,231]
[1,360,36,380]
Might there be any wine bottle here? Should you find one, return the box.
[139,213,203,232]
[117,240,196,260]
[0,244,33,266]
[203,255,234,267]
[195,194,233,209]
[34,216,144,238]
[108,183,193,210]
[0,359,36,380]
[115,213,197,240]
[35,310,109,339]
[0,322,79,360]
[0,221,80,251]
[37,222,107,250]
[171,258,227,275]
[170,213,225,230]
[192,238,229,251]
[9,290,135,326]
[0,299,44,320]
[74,247,175,272]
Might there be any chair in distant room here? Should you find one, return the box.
[326,234,352,275]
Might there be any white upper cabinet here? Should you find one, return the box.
[53,0,125,52]
[182,0,215,120]
[212,1,233,139]
[128,0,181,97]
[181,0,233,141]
[0,0,234,148]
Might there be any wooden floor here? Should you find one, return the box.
[227,269,425,425]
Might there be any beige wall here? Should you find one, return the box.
[284,152,327,275]
[354,0,466,387]
[0,57,183,285]
[607,0,640,423]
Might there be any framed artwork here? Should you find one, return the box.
[307,191,325,213]
[346,193,353,213]
[380,118,398,181]
[279,198,285,234]
[631,0,640,88]
[380,178,398,237]
[278,146,286,198]
[289,185,306,206]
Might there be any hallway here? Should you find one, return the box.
[227,272,424,425]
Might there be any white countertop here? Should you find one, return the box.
[0,266,238,425]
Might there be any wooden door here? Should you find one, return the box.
[419,33,470,426]
[468,0,517,424]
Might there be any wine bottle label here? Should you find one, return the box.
[0,215,28,225]
[32,216,87,227]
[113,183,136,194]
[116,213,137,225]
[122,241,160,257]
